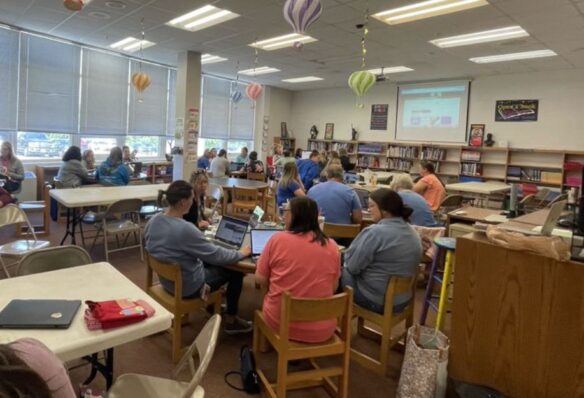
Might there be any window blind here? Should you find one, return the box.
[80,49,129,135]
[18,33,80,134]
[166,69,176,137]
[128,60,168,135]
[0,28,18,131]
[200,75,230,139]
[229,81,254,140]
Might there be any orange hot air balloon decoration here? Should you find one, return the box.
[132,72,151,93]
[63,0,84,11]
[245,83,263,102]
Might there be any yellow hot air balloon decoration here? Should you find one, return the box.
[132,72,151,93]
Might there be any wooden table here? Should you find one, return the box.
[445,182,510,208]
[348,183,392,192]
[447,206,507,228]
[208,177,268,214]
[451,233,584,397]
[0,262,172,388]
[50,184,168,245]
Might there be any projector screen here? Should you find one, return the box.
[395,80,470,143]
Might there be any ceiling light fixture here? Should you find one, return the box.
[110,37,155,52]
[239,66,280,76]
[166,5,239,32]
[469,49,557,63]
[105,1,126,9]
[201,53,228,64]
[430,26,529,48]
[373,0,488,25]
[250,33,317,51]
[368,66,414,74]
[282,76,323,83]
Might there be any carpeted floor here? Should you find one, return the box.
[1,213,443,398]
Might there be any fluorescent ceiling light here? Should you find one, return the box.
[110,37,155,52]
[368,66,414,74]
[373,0,488,25]
[166,5,238,32]
[201,53,228,64]
[469,49,557,63]
[250,33,317,51]
[239,66,280,76]
[430,26,529,48]
[282,76,323,83]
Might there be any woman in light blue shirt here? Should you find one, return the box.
[277,162,305,208]
[341,188,422,314]
[391,173,437,227]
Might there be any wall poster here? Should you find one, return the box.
[495,100,539,122]
[370,104,389,130]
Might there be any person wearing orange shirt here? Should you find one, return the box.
[413,161,445,211]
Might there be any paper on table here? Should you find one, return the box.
[484,214,509,223]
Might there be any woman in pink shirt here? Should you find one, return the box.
[413,161,445,211]
[255,197,340,343]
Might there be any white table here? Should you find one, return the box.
[50,184,169,244]
[0,262,173,387]
[445,182,510,208]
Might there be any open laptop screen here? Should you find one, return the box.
[215,216,248,247]
[251,229,280,256]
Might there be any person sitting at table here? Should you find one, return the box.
[197,149,211,170]
[56,146,91,188]
[339,148,353,172]
[296,150,321,191]
[122,145,133,163]
[0,141,24,194]
[391,173,437,227]
[341,188,422,314]
[255,197,340,343]
[96,147,130,186]
[277,162,305,208]
[319,157,342,181]
[209,148,218,159]
[308,165,362,225]
[1,337,76,398]
[272,144,283,164]
[241,151,264,174]
[274,149,296,168]
[318,150,328,172]
[145,180,252,334]
[235,147,248,164]
[210,149,230,177]
[184,170,211,231]
[82,149,95,171]
[413,161,445,211]
[294,148,303,160]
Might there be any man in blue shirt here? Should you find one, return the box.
[308,165,362,225]
[296,150,321,190]
[197,149,211,170]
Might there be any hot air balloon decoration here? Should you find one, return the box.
[231,90,242,104]
[132,72,151,102]
[63,0,84,11]
[283,0,322,48]
[348,71,375,109]
[246,83,263,107]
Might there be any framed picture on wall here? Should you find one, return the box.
[325,123,334,140]
[280,122,288,138]
[468,124,485,147]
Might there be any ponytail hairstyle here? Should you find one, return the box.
[157,180,193,208]
[0,344,52,398]
[369,188,413,222]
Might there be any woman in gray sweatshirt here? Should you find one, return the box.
[0,141,24,193]
[57,146,91,188]
[145,180,253,334]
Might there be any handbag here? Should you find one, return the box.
[224,345,260,394]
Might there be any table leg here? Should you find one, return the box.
[60,208,72,245]
[70,208,78,245]
[82,348,115,390]
[222,189,229,215]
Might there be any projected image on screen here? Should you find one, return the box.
[396,81,470,143]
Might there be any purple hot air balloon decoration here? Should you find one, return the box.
[231,89,242,104]
[283,0,322,48]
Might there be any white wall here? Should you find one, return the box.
[255,86,293,159]
[287,68,584,151]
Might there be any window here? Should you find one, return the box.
[125,136,161,158]
[227,140,252,156]
[197,138,252,157]
[0,27,18,131]
[128,61,168,136]
[16,132,70,160]
[80,136,118,157]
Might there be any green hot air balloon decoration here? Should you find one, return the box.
[348,70,375,108]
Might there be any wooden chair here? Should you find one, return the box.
[350,274,417,376]
[16,183,51,238]
[253,287,353,398]
[323,223,361,239]
[435,194,464,223]
[264,180,278,221]
[230,186,260,219]
[247,172,266,182]
[145,252,223,362]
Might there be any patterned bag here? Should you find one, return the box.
[397,325,449,398]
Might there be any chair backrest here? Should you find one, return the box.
[280,287,353,342]
[105,198,144,219]
[247,172,265,182]
[383,274,417,312]
[439,194,464,208]
[323,223,361,239]
[413,225,446,260]
[546,193,568,208]
[174,314,222,398]
[535,188,551,201]
[233,186,259,202]
[16,245,91,276]
[0,204,37,240]
[145,251,183,298]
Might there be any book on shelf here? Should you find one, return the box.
[461,163,482,176]
[358,155,381,168]
[387,145,419,159]
[358,143,384,155]
[461,150,481,162]
[420,147,446,161]
[388,159,413,172]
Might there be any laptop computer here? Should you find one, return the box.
[0,299,81,329]
[250,229,280,261]
[249,206,265,229]
[212,216,249,249]
[498,200,567,236]
[130,162,143,177]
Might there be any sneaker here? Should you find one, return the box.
[224,317,253,335]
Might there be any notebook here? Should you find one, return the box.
[212,216,248,249]
[0,299,81,329]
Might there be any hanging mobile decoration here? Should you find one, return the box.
[64,0,84,11]
[246,48,263,107]
[348,10,375,109]
[283,0,323,48]
[231,61,243,104]
[131,19,151,102]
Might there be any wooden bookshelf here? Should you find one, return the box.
[308,138,584,190]
[146,162,173,184]
[273,137,296,152]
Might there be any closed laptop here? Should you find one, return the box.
[0,299,81,329]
